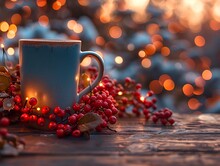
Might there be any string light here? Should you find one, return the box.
[118,91,123,95]
[140,96,145,101]
[1,44,4,48]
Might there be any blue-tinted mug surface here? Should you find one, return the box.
[19,39,104,109]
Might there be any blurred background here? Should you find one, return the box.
[0,0,220,114]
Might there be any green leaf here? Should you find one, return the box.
[78,113,102,132]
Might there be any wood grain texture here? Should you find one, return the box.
[1,114,220,166]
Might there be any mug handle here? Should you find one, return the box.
[78,51,104,101]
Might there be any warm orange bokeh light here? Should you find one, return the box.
[81,57,91,67]
[163,79,175,91]
[96,36,105,46]
[182,84,194,96]
[194,35,205,47]
[7,47,15,56]
[73,24,83,33]
[193,88,204,96]
[161,46,170,56]
[0,21,9,32]
[202,70,212,80]
[149,80,163,94]
[36,0,47,7]
[58,0,66,6]
[67,20,76,30]
[78,0,89,6]
[52,1,62,10]
[195,76,205,88]
[145,44,156,56]
[11,14,22,25]
[188,98,201,110]
[39,15,49,27]
[138,50,146,58]
[23,6,31,17]
[159,74,171,85]
[141,58,151,68]
[109,26,122,39]
[9,24,17,33]
[7,30,16,39]
[209,20,220,31]
[147,23,159,35]
[115,56,123,64]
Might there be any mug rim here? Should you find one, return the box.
[19,39,81,45]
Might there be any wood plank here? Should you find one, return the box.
[1,114,220,165]
[1,154,220,166]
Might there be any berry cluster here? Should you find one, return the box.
[0,66,175,139]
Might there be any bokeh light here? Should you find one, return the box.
[149,80,163,94]
[109,26,122,39]
[202,70,212,80]
[188,98,201,110]
[194,35,205,47]
[141,58,151,68]
[115,56,123,64]
[163,79,175,91]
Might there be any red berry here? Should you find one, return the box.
[125,77,132,83]
[164,111,172,118]
[104,109,112,117]
[143,109,150,115]
[135,83,142,89]
[29,115,38,123]
[0,117,10,127]
[57,109,66,117]
[132,108,138,114]
[82,95,90,102]
[168,119,175,125]
[101,120,107,128]
[72,129,81,137]
[49,114,56,121]
[72,103,81,111]
[145,114,150,120]
[0,128,8,136]
[14,105,20,111]
[160,118,167,126]
[152,115,158,123]
[68,115,77,125]
[64,124,72,135]
[20,113,29,122]
[56,129,65,138]
[54,106,61,115]
[94,100,102,108]
[111,107,118,115]
[102,101,109,108]
[152,98,157,103]
[9,84,16,92]
[22,107,30,113]
[147,90,154,97]
[90,96,97,101]
[14,95,22,103]
[42,106,50,115]
[57,124,64,129]
[77,113,84,120]
[109,116,117,124]
[29,97,38,106]
[48,122,57,130]
[84,104,91,113]
[37,117,45,126]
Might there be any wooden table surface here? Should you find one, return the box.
[1,114,220,166]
